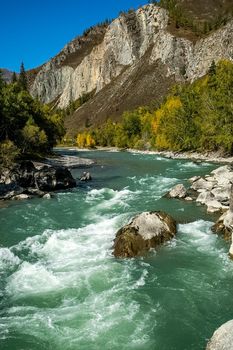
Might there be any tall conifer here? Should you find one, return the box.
[18,62,28,90]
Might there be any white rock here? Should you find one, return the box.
[211,166,233,186]
[167,184,187,199]
[207,200,227,213]
[211,186,231,204]
[196,191,214,205]
[205,176,218,184]
[223,210,233,229]
[189,176,201,183]
[43,193,52,199]
[191,178,215,191]
[206,320,233,350]
[184,197,193,201]
[129,212,172,240]
[30,5,233,109]
[12,194,31,200]
[229,235,233,258]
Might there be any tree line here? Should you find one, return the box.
[75,60,233,155]
[0,63,65,169]
[153,0,231,35]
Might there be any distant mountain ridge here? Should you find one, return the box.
[23,1,233,135]
[0,68,17,83]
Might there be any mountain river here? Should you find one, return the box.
[0,149,232,350]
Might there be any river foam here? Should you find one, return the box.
[1,211,155,349]
[1,150,231,350]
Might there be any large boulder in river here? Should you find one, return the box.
[206,320,233,350]
[34,166,76,191]
[113,211,177,258]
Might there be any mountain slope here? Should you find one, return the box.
[0,69,16,83]
[163,0,233,22]
[29,2,233,135]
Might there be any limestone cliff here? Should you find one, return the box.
[29,4,233,133]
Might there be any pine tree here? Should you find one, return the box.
[18,62,28,90]
[208,60,217,76]
[11,72,17,83]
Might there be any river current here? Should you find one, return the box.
[0,150,232,350]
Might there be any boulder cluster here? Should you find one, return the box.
[0,161,76,200]
[190,166,233,213]
[167,165,233,350]
[167,165,233,213]
[167,165,233,258]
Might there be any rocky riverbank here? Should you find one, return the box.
[45,154,94,168]
[128,149,233,164]
[0,161,76,201]
[166,164,233,349]
[168,165,233,213]
[0,153,95,201]
[167,165,233,254]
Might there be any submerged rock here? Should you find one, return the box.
[206,320,233,350]
[113,211,177,258]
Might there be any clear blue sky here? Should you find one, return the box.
[1,0,150,72]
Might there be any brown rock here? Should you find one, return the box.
[113,211,177,258]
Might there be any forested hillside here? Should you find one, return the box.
[75,60,233,155]
[158,0,233,36]
[0,66,64,169]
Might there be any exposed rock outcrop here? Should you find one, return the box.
[167,163,233,257]
[0,161,76,200]
[188,166,233,213]
[166,184,187,199]
[34,166,76,191]
[29,4,233,133]
[206,320,233,350]
[46,155,94,168]
[113,211,177,258]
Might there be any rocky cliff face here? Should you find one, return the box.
[30,4,233,133]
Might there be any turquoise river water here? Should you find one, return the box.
[0,150,232,350]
